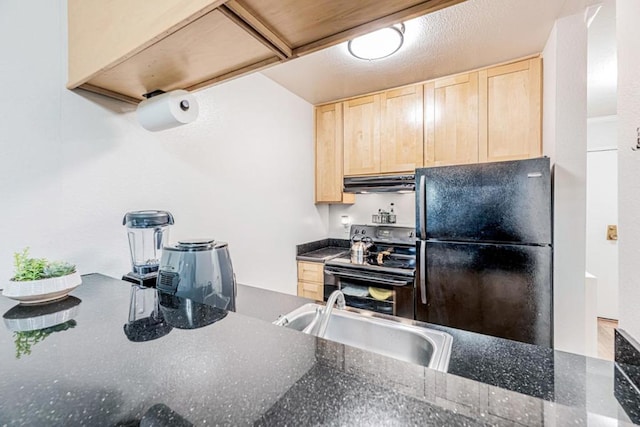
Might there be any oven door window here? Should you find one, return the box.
[338,278,396,316]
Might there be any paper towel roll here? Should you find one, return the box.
[137,90,199,132]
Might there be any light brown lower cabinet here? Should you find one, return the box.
[297,261,324,301]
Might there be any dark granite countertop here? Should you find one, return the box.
[0,273,637,426]
[296,247,349,263]
[296,239,350,262]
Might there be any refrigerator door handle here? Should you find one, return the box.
[418,174,426,239]
[419,241,427,305]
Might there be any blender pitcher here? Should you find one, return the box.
[122,210,174,286]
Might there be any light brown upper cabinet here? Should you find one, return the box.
[313,55,542,200]
[315,103,355,204]
[67,0,464,103]
[478,58,542,162]
[424,73,479,167]
[380,86,424,173]
[344,87,424,177]
[343,95,382,176]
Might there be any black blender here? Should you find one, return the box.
[122,210,174,288]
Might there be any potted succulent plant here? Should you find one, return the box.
[2,248,81,304]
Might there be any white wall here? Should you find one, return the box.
[587,116,618,151]
[617,0,640,342]
[586,117,618,319]
[0,0,327,295]
[328,193,415,238]
[587,0,617,118]
[543,24,558,164]
[543,13,589,354]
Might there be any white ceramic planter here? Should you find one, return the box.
[3,302,80,332]
[2,272,82,304]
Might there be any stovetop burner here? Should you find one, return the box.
[368,257,415,269]
[325,224,417,277]
[325,252,416,277]
[365,245,416,269]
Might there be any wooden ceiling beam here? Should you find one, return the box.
[219,1,293,59]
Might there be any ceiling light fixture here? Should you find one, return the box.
[348,24,405,61]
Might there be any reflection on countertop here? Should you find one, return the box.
[0,273,636,426]
[3,296,81,359]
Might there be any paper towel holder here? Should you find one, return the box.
[142,89,166,99]
[137,89,199,132]
[143,90,191,112]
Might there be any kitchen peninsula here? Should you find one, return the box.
[0,274,636,426]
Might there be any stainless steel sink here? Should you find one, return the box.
[274,304,452,372]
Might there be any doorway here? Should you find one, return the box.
[586,0,618,360]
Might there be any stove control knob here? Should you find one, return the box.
[354,229,360,234]
[409,231,415,238]
[361,230,366,235]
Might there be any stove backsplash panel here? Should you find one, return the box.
[328,193,415,238]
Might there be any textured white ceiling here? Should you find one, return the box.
[261,0,601,105]
[587,0,617,118]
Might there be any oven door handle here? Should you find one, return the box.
[325,269,412,286]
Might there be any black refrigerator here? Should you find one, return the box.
[415,158,553,347]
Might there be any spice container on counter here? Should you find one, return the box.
[372,206,396,224]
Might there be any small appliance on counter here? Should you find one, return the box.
[325,224,416,319]
[157,239,236,312]
[122,210,174,288]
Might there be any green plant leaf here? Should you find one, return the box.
[12,248,76,281]
[13,320,77,359]
[12,247,46,282]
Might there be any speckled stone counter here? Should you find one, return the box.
[0,274,637,426]
[296,238,350,262]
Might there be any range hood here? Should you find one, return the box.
[343,175,415,193]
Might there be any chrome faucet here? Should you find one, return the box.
[316,290,346,338]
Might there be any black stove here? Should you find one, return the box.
[324,225,416,319]
[325,253,415,276]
